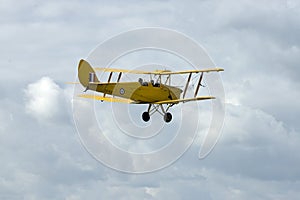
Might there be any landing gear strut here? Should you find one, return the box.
[142,104,173,123]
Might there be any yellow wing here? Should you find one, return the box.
[158,68,224,74]
[94,67,224,75]
[78,94,135,103]
[154,96,215,104]
[94,68,150,74]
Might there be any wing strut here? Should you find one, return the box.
[165,74,171,85]
[194,72,204,97]
[103,72,113,98]
[183,73,192,99]
[117,72,122,82]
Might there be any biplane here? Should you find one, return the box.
[76,59,224,123]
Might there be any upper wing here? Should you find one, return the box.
[154,96,215,104]
[78,94,135,104]
[94,67,224,75]
[158,68,224,75]
[94,68,152,74]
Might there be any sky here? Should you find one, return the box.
[1,0,300,199]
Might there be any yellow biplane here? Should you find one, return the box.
[76,59,224,123]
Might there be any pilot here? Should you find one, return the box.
[138,78,143,85]
[142,82,148,86]
[154,82,160,87]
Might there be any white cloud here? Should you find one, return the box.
[24,77,66,123]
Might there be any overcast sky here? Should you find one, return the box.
[1,0,300,199]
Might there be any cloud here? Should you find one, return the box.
[201,104,300,180]
[24,77,67,123]
[1,0,300,199]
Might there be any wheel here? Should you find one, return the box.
[164,112,172,123]
[142,112,150,122]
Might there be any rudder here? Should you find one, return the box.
[78,59,99,87]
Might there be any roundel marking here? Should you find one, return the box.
[120,88,125,95]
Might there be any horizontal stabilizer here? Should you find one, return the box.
[65,82,80,84]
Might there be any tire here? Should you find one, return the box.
[142,112,150,122]
[164,112,172,123]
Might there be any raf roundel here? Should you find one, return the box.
[119,88,125,95]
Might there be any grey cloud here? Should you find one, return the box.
[199,104,300,181]
[1,0,300,199]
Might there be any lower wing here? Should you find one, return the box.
[78,94,135,103]
[78,94,214,104]
[154,96,215,104]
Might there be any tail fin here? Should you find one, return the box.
[78,59,99,87]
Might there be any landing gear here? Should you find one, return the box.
[142,104,173,123]
[142,112,150,122]
[164,112,172,123]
